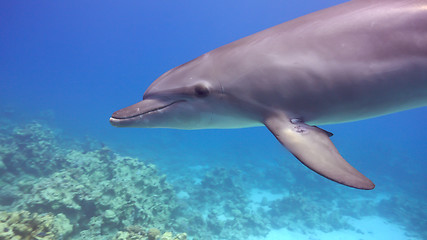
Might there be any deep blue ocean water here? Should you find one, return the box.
[1,1,426,239]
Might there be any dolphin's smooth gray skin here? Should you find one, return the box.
[110,0,427,190]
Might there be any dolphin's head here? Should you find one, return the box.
[110,54,253,129]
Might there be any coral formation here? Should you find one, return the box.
[0,122,181,239]
[0,210,72,239]
[267,190,353,233]
[0,123,62,176]
[113,226,187,240]
[377,195,427,240]
[1,119,426,240]
[16,148,178,239]
[172,167,270,240]
[169,166,377,238]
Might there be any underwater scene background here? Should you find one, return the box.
[1,0,426,239]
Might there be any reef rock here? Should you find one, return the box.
[16,147,177,239]
[113,225,187,240]
[172,167,269,239]
[268,190,353,233]
[377,195,427,240]
[0,122,63,176]
[0,210,72,239]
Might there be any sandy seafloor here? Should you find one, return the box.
[262,217,414,240]
[1,0,427,239]
[250,193,418,240]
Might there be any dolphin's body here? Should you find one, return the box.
[110,0,427,190]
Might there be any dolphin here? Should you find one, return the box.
[110,0,427,190]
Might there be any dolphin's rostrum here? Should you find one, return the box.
[110,0,427,190]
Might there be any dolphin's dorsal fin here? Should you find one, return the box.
[264,115,375,190]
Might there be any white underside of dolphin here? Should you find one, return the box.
[110,0,427,190]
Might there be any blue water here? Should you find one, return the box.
[1,1,426,239]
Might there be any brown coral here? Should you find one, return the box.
[0,210,72,240]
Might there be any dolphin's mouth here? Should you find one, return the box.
[110,99,184,127]
[111,101,183,119]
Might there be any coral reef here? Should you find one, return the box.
[0,122,63,176]
[169,165,380,239]
[0,210,72,239]
[267,190,353,233]
[377,195,427,240]
[15,148,178,239]
[113,226,187,240]
[172,167,270,240]
[0,122,181,239]
[1,119,425,240]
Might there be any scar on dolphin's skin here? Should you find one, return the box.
[111,0,427,190]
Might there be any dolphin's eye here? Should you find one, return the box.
[194,84,210,98]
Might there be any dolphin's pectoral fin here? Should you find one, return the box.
[320,127,333,137]
[264,116,375,190]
